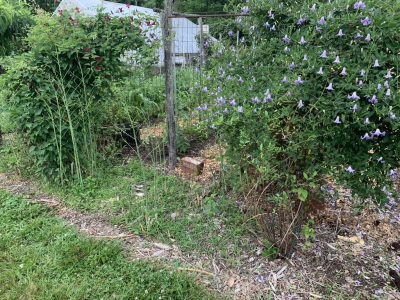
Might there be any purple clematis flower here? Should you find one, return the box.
[252,97,261,104]
[228,31,234,37]
[237,106,244,113]
[373,59,380,68]
[361,17,372,26]
[318,16,326,25]
[355,32,363,39]
[289,62,296,70]
[369,95,378,105]
[202,87,208,93]
[284,46,291,53]
[264,22,270,29]
[352,104,359,112]
[358,80,364,87]
[320,50,328,58]
[337,29,345,37]
[340,67,347,76]
[297,18,307,26]
[360,69,366,77]
[241,6,250,14]
[389,112,396,120]
[354,1,366,10]
[316,26,322,33]
[264,92,273,103]
[303,54,308,61]
[238,77,244,84]
[385,71,393,79]
[377,83,382,91]
[389,170,397,179]
[386,89,391,97]
[271,25,276,31]
[282,34,291,44]
[334,116,341,124]
[373,128,386,137]
[361,133,371,141]
[216,97,226,106]
[230,99,237,106]
[364,117,370,125]
[327,82,334,91]
[299,36,307,45]
[281,76,288,84]
[365,33,371,42]
[317,67,324,75]
[333,56,341,64]
[384,81,390,88]
[345,166,355,173]
[348,92,360,100]
[310,4,317,12]
[294,76,304,86]
[297,100,304,109]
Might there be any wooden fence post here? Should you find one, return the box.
[162,0,177,170]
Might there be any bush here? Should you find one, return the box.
[0,10,156,182]
[198,0,400,254]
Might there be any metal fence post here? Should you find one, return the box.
[162,0,177,170]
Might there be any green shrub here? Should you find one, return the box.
[1,11,156,182]
[198,0,400,254]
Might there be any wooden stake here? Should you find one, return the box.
[162,0,177,170]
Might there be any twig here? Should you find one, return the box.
[177,267,215,277]
[95,234,136,239]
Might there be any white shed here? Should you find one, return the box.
[55,0,204,66]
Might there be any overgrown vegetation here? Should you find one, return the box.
[198,0,400,254]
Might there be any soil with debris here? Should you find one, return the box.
[0,169,399,299]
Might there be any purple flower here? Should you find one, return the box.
[318,16,326,26]
[202,87,208,93]
[361,17,372,26]
[377,157,384,163]
[197,104,208,111]
[384,70,393,79]
[345,166,355,173]
[373,59,380,68]
[348,92,360,101]
[230,99,237,106]
[282,34,291,44]
[327,82,334,91]
[373,128,386,137]
[358,80,364,87]
[297,100,304,109]
[284,46,291,53]
[389,112,396,120]
[354,1,366,10]
[310,4,317,12]
[384,81,390,88]
[368,95,378,105]
[289,62,296,70]
[303,54,308,61]
[299,36,307,45]
[216,97,226,106]
[297,18,307,26]
[271,25,276,31]
[389,170,397,179]
[264,90,273,103]
[320,50,328,58]
[228,31,234,37]
[241,6,250,14]
[334,116,341,124]
[377,83,382,91]
[340,67,347,76]
[294,76,304,86]
[364,117,370,125]
[238,77,244,84]
[252,97,261,104]
[317,67,324,75]
[360,69,366,77]
[337,29,345,37]
[355,32,363,39]
[217,86,223,93]
[316,26,322,33]
[386,89,391,97]
[352,104,359,112]
[237,106,244,113]
[361,133,371,141]
[333,56,341,64]
[365,33,371,42]
[281,76,288,84]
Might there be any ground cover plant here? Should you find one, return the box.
[197,0,400,254]
[0,189,215,299]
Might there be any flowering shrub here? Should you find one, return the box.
[198,0,400,252]
[1,10,156,181]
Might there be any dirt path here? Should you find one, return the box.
[1,172,399,299]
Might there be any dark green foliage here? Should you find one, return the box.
[0,12,156,182]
